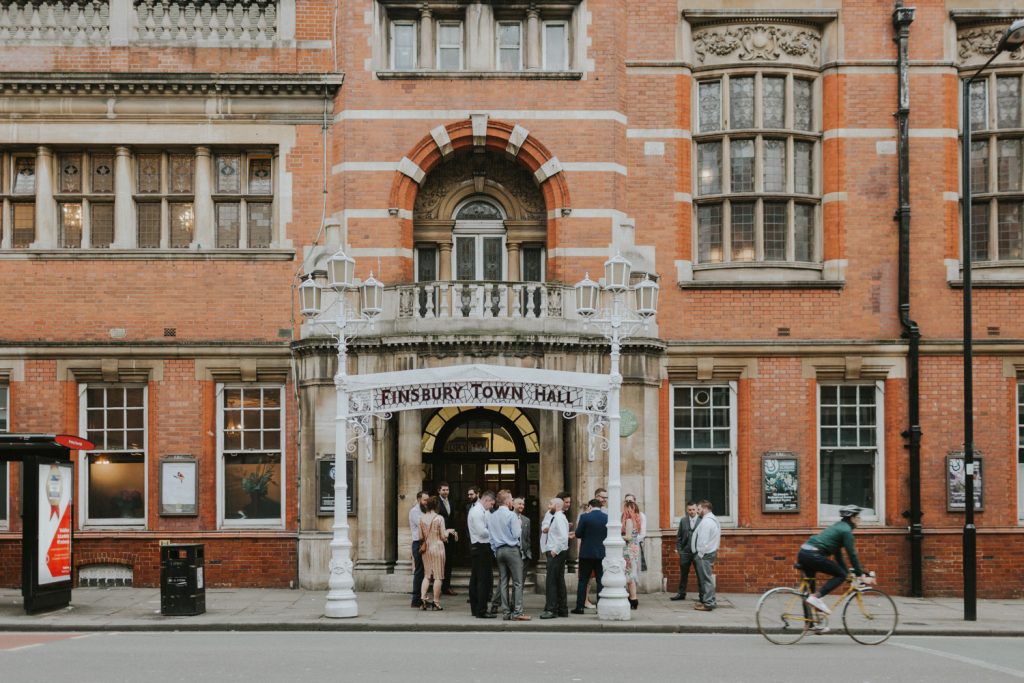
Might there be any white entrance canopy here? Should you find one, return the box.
[344,363,611,417]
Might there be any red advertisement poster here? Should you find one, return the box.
[38,463,73,585]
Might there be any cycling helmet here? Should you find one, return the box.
[838,505,863,518]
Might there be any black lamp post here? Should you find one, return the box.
[960,18,1024,622]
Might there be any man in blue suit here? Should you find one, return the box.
[571,498,608,614]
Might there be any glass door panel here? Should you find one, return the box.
[482,236,503,280]
[455,236,477,280]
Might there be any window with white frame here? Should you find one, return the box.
[0,384,7,527]
[1017,383,1024,521]
[694,71,820,265]
[219,386,284,526]
[56,150,115,249]
[391,20,417,69]
[670,385,735,521]
[542,21,568,70]
[81,386,147,525]
[966,73,1024,261]
[437,21,463,70]
[214,152,274,248]
[818,384,883,521]
[497,21,523,71]
[136,151,195,248]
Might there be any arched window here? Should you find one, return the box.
[421,406,539,455]
[455,199,504,220]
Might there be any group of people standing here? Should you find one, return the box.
[410,483,663,620]
[670,499,721,611]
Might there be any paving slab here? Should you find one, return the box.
[0,587,1020,635]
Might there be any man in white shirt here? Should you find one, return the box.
[691,499,721,612]
[468,489,496,618]
[408,490,428,608]
[539,497,570,619]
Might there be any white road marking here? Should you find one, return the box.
[890,641,1024,679]
[6,643,43,653]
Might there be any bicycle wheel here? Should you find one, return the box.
[756,588,812,645]
[842,588,898,645]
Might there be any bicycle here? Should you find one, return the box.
[756,569,898,645]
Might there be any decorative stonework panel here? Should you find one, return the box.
[414,151,546,220]
[133,0,278,43]
[693,23,821,67]
[958,26,1024,65]
[0,1,110,43]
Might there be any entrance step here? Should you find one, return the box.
[449,568,536,589]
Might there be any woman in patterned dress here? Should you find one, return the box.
[622,499,642,610]
[419,496,456,610]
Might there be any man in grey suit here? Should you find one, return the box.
[670,500,702,602]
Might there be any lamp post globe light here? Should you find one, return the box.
[960,18,1024,622]
[574,253,659,621]
[299,248,384,619]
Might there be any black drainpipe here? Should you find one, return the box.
[893,2,924,597]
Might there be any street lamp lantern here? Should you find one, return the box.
[604,252,631,292]
[574,272,600,317]
[634,275,659,319]
[300,249,385,620]
[573,253,659,621]
[299,276,322,318]
[995,18,1024,52]
[327,249,357,291]
[360,273,384,318]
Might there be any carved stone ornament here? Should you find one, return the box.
[414,151,546,220]
[958,27,1024,63]
[693,24,821,66]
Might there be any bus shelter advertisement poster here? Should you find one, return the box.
[38,463,73,585]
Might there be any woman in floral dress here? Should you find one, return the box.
[622,499,642,610]
[419,496,456,610]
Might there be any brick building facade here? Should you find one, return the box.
[1,1,1023,598]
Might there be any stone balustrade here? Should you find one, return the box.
[0,0,292,44]
[396,281,572,321]
[0,1,109,43]
[133,0,278,43]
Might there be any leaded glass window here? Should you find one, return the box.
[214,152,274,249]
[965,73,1024,261]
[55,150,115,248]
[694,72,820,265]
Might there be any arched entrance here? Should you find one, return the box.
[421,406,541,567]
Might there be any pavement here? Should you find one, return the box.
[0,587,1021,635]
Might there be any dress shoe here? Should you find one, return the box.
[539,611,558,619]
[557,612,569,618]
[442,588,458,596]
[629,599,638,610]
[570,608,585,615]
[669,593,686,601]
[512,614,532,621]
[410,601,423,608]
[476,613,497,619]
[694,603,714,611]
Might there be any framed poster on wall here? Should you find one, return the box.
[947,452,983,512]
[762,452,800,512]
[318,456,356,515]
[159,455,198,516]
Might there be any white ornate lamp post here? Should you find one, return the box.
[574,254,659,621]
[299,249,384,619]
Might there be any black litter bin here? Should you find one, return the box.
[160,544,206,616]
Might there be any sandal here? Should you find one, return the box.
[420,599,430,610]
[431,603,444,611]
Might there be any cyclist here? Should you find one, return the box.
[798,504,868,615]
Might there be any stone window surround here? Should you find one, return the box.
[678,10,842,289]
[374,0,584,78]
[0,144,282,253]
[951,11,1024,286]
[0,381,7,529]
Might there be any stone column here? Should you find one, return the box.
[525,6,541,70]
[536,410,565,593]
[393,410,423,591]
[33,146,56,249]
[418,5,434,69]
[438,242,453,280]
[112,147,135,248]
[193,147,214,249]
[507,240,522,281]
